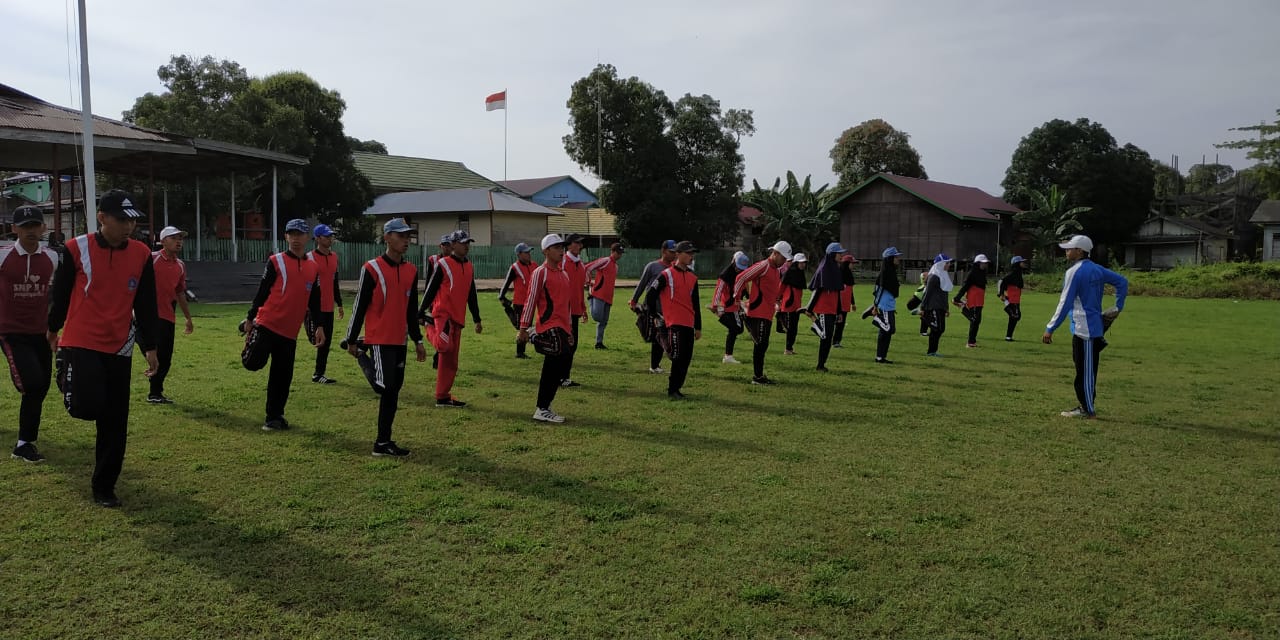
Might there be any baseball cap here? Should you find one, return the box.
[882,246,902,259]
[98,189,144,219]
[1010,255,1026,265]
[514,242,532,254]
[769,240,793,260]
[439,234,453,245]
[284,218,309,234]
[541,233,566,250]
[733,251,751,270]
[312,223,334,238]
[674,240,698,253]
[565,233,585,245]
[451,230,475,244]
[661,239,677,251]
[1059,235,1094,252]
[974,254,990,263]
[610,242,625,254]
[792,253,808,263]
[825,242,846,254]
[933,253,952,264]
[12,206,43,227]
[159,226,187,240]
[383,218,412,234]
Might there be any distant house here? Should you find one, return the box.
[1249,200,1280,261]
[362,189,561,247]
[830,174,1017,266]
[1121,215,1233,269]
[351,151,513,196]
[546,206,618,247]
[498,176,598,208]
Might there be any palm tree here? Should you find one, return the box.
[742,171,840,258]
[1016,185,1090,257]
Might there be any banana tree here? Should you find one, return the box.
[1016,184,1090,257]
[742,171,840,259]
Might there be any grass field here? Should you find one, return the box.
[1,290,1277,639]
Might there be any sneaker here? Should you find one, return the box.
[751,376,776,385]
[722,355,740,364]
[966,343,979,349]
[832,343,843,349]
[668,391,687,400]
[815,365,829,373]
[594,343,608,350]
[436,398,467,408]
[926,352,944,358]
[784,349,796,356]
[875,358,894,364]
[649,367,665,374]
[920,332,930,337]
[312,375,337,384]
[1005,336,1014,342]
[373,441,411,457]
[262,418,291,432]
[1060,407,1095,419]
[93,491,122,508]
[533,408,565,423]
[560,379,582,388]
[146,394,174,404]
[11,442,44,463]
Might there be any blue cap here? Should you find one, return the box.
[1010,255,1026,265]
[933,253,952,264]
[284,219,309,234]
[514,242,532,254]
[882,246,902,259]
[661,240,677,251]
[439,234,452,245]
[734,252,751,270]
[312,223,333,238]
[383,218,412,234]
[450,230,475,244]
[826,242,846,254]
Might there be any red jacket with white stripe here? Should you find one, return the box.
[344,254,422,346]
[48,232,158,355]
[585,255,618,304]
[247,250,322,339]
[647,265,702,330]
[733,259,782,320]
[520,261,572,334]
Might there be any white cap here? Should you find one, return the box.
[792,253,807,263]
[769,240,793,260]
[1058,235,1094,252]
[159,226,187,240]
[973,254,990,263]
[540,233,566,250]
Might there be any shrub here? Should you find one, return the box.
[1024,262,1280,299]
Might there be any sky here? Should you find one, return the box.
[4,0,1278,197]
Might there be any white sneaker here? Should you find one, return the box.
[649,367,665,374]
[722,355,740,364]
[533,408,565,423]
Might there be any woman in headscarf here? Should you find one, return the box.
[778,253,808,355]
[831,254,856,348]
[998,255,1027,341]
[712,251,751,364]
[952,254,990,348]
[804,243,847,372]
[871,247,903,363]
[921,254,954,357]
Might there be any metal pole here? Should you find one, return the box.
[231,172,237,262]
[76,0,98,233]
[163,186,169,227]
[195,176,202,261]
[504,93,508,180]
[51,146,62,238]
[271,164,278,251]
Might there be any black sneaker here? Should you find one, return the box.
[832,343,843,348]
[11,442,44,463]
[147,394,174,404]
[373,441,410,457]
[436,398,467,408]
[668,391,687,400]
[875,358,894,364]
[93,491,122,508]
[816,365,829,373]
[262,417,291,432]
[751,376,776,385]
[312,375,337,384]
[594,343,607,350]
[560,379,582,388]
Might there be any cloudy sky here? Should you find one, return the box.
[5,0,1277,196]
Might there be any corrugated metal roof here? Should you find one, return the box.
[364,189,563,216]
[832,173,1017,221]
[496,176,567,197]
[546,207,616,236]
[352,151,511,193]
[0,84,176,143]
[1250,200,1280,224]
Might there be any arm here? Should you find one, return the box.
[1045,267,1080,334]
[805,289,822,314]
[176,264,193,333]
[1102,267,1128,311]
[418,263,444,318]
[644,270,667,313]
[407,270,424,344]
[343,267,376,347]
[332,270,343,310]
[246,260,279,324]
[47,247,76,333]
[953,273,973,303]
[498,265,518,302]
[468,279,482,327]
[519,269,544,331]
[733,262,764,302]
[308,273,323,318]
[631,263,658,306]
[692,282,702,332]
[133,258,160,354]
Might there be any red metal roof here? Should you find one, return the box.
[834,173,1019,221]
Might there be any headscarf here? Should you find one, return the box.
[809,249,845,291]
[719,251,747,288]
[876,255,900,298]
[928,255,954,292]
[781,259,807,288]
[962,261,988,290]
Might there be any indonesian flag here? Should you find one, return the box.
[485,90,507,111]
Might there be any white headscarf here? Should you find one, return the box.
[928,259,954,292]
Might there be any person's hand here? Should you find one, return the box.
[517,328,529,345]
[945,310,951,317]
[414,342,428,362]
[184,318,194,335]
[347,342,359,357]
[337,306,345,320]
[474,321,483,335]
[694,330,701,340]
[314,327,327,347]
[143,350,159,377]
[46,330,59,351]
[628,300,637,311]
[1042,332,1053,344]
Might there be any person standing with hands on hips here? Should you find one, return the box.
[1043,235,1127,419]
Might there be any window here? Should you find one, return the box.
[457,214,470,232]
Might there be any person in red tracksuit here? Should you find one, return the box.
[3,206,59,464]
[344,218,426,457]
[804,243,849,372]
[953,254,990,348]
[419,230,483,407]
[518,234,574,423]
[559,233,588,387]
[307,224,343,384]
[733,240,792,385]
[584,242,624,350]
[998,255,1027,341]
[242,218,325,432]
[779,253,807,354]
[712,251,750,364]
[147,225,194,405]
[831,255,857,348]
[498,242,538,359]
[645,241,702,399]
[47,190,160,508]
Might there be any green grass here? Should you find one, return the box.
[1,292,1277,639]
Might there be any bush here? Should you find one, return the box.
[1024,262,1280,299]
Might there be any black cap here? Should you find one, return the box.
[566,233,585,245]
[610,242,625,253]
[98,189,144,219]
[674,240,698,254]
[12,206,43,226]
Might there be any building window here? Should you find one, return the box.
[457,214,470,232]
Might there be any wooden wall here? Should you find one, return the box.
[836,181,997,264]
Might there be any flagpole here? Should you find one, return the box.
[503,89,508,180]
[77,0,98,233]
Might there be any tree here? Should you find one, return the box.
[348,137,389,154]
[742,172,839,260]
[1016,185,1089,258]
[1151,160,1184,200]
[722,109,756,143]
[1001,118,1154,248]
[1217,109,1280,198]
[563,64,747,247]
[829,119,927,191]
[1186,163,1234,194]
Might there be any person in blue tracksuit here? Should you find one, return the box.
[1043,235,1128,419]
[872,246,902,363]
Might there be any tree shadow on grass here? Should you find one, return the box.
[46,443,455,639]
[484,405,772,457]
[1148,421,1280,444]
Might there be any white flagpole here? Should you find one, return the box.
[77,0,98,233]
[504,89,508,180]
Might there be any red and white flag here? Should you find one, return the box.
[485,90,507,111]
